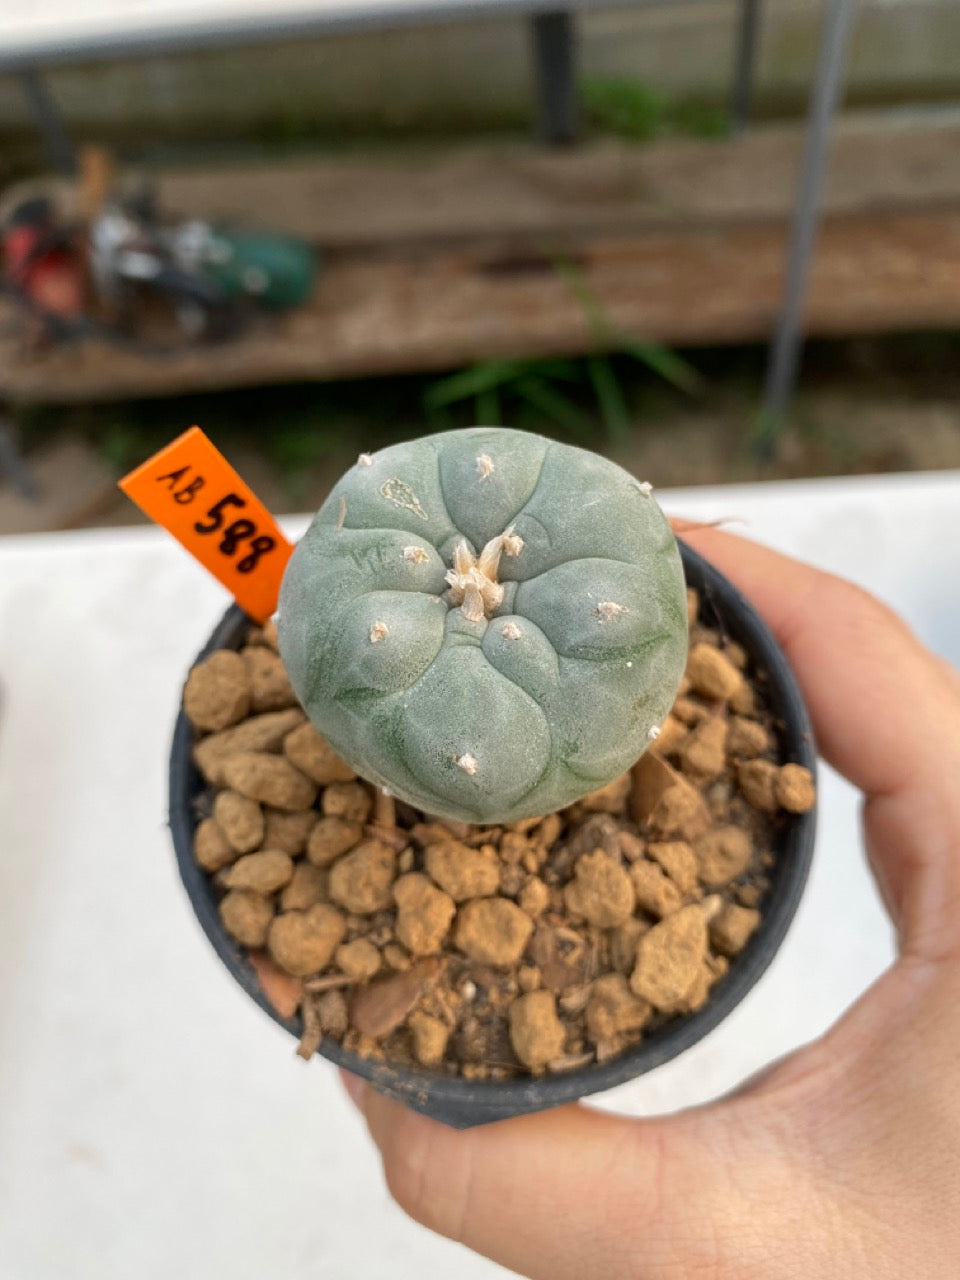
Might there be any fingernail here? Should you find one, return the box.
[340,1069,367,1110]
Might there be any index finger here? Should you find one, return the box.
[677,526,960,960]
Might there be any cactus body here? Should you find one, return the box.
[278,428,687,823]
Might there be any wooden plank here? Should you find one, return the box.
[4,207,960,405]
[155,120,960,248]
[9,119,946,247]
[4,120,960,404]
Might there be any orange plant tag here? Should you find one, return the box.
[119,426,293,623]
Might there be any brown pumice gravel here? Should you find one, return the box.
[183,650,251,732]
[183,588,815,1079]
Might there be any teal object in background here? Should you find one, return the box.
[173,222,315,310]
[279,427,688,825]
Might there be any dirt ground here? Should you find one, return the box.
[3,335,960,536]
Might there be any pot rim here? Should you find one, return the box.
[169,540,817,1128]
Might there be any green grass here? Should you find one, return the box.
[13,332,960,503]
[581,79,668,142]
[581,77,731,142]
[423,341,702,446]
[12,340,703,500]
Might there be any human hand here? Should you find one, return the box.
[342,530,960,1280]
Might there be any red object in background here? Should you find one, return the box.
[3,198,84,318]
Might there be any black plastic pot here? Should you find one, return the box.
[169,542,816,1129]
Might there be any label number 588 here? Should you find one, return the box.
[193,492,276,573]
[156,466,276,574]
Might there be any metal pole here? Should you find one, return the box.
[730,0,762,135]
[757,0,857,448]
[531,11,578,146]
[0,415,40,501]
[19,69,77,177]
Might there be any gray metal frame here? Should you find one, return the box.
[532,11,578,145]
[0,0,675,69]
[730,0,762,135]
[0,413,41,499]
[760,0,856,435]
[18,71,77,176]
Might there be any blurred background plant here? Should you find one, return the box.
[581,78,730,142]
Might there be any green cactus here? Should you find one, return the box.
[278,427,687,824]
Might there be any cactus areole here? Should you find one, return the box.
[278,428,688,824]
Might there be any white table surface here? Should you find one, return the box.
[1,469,957,1280]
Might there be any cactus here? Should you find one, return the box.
[278,427,687,824]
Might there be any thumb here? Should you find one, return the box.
[341,1071,791,1280]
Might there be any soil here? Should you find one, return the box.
[182,586,814,1080]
